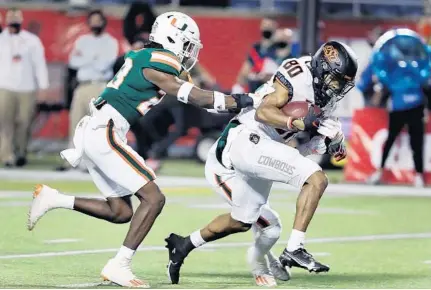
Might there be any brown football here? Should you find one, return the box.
[281,101,321,118]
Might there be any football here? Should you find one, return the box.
[281,101,321,118]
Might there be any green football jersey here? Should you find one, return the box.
[95,48,182,124]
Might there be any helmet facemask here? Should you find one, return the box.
[179,37,202,72]
[314,61,355,108]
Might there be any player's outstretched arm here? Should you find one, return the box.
[255,80,295,129]
[143,68,253,110]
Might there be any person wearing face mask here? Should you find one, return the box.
[272,28,294,65]
[255,28,296,79]
[232,17,278,94]
[56,9,119,171]
[0,8,49,168]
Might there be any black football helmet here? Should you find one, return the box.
[311,41,358,108]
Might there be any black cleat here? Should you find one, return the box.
[165,233,190,284]
[279,248,330,273]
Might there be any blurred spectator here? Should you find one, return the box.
[356,26,385,107]
[0,8,48,167]
[56,9,118,171]
[366,29,430,187]
[232,17,277,94]
[272,28,294,65]
[290,20,325,57]
[188,63,218,90]
[123,1,156,46]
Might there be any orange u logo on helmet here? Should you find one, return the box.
[170,18,188,31]
[323,45,342,65]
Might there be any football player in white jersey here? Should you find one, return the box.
[164,41,358,286]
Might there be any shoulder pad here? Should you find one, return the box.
[275,71,294,98]
[148,49,181,76]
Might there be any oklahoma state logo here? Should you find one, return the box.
[323,45,341,65]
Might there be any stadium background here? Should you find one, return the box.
[12,0,428,186]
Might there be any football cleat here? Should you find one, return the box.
[279,248,330,273]
[247,247,278,287]
[253,274,277,287]
[165,233,189,284]
[269,259,290,281]
[27,184,58,231]
[101,258,150,288]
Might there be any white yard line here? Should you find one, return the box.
[423,260,431,264]
[43,239,82,244]
[1,232,430,260]
[57,282,105,288]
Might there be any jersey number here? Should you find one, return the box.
[137,97,161,115]
[283,60,303,78]
[107,58,133,89]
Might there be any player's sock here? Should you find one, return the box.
[55,192,75,209]
[189,230,206,250]
[255,227,279,261]
[114,245,135,262]
[286,229,306,251]
[266,251,278,264]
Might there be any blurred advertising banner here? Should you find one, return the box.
[2,9,417,93]
[344,108,431,186]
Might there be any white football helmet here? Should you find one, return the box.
[149,11,202,71]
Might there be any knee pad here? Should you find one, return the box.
[261,219,282,240]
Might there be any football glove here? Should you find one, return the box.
[292,105,321,133]
[317,118,343,141]
[231,93,254,109]
[327,141,347,161]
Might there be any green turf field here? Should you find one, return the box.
[1,176,431,288]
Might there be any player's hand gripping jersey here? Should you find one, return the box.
[94,48,182,124]
[236,56,317,141]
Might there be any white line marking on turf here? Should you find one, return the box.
[57,282,103,288]
[2,170,431,197]
[1,232,429,260]
[423,260,431,264]
[43,239,82,244]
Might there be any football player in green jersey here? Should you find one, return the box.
[27,11,253,288]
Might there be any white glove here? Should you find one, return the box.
[297,136,327,157]
[317,117,344,143]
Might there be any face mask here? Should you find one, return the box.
[275,42,288,49]
[8,23,21,33]
[90,26,103,35]
[262,30,273,39]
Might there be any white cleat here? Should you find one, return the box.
[27,184,58,231]
[247,247,277,287]
[253,274,277,287]
[269,259,290,281]
[101,258,150,288]
[366,170,382,185]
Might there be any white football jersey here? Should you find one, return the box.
[235,56,316,141]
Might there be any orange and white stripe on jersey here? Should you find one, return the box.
[150,51,182,72]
